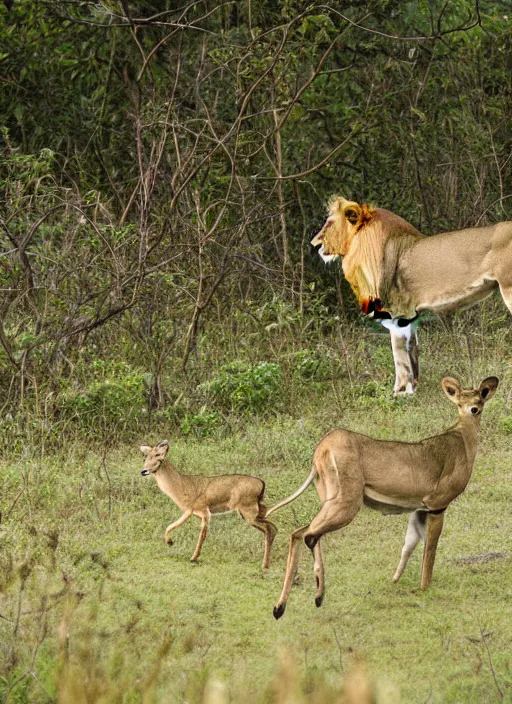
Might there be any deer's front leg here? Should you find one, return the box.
[164,509,193,545]
[420,510,445,590]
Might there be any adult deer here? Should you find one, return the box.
[271,376,499,619]
[140,440,277,568]
[311,197,512,395]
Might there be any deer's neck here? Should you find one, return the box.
[155,460,188,506]
[454,415,481,467]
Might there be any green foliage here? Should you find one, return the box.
[58,361,146,434]
[179,408,222,438]
[200,362,282,415]
[292,349,337,381]
[501,416,512,435]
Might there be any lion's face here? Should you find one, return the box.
[311,197,370,261]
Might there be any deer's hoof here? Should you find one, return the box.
[273,603,286,620]
[315,594,324,608]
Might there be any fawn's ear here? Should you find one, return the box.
[155,441,169,457]
[478,376,499,401]
[441,376,461,402]
[140,445,151,455]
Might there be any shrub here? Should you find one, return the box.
[292,349,337,381]
[58,361,146,434]
[199,362,282,415]
[179,408,222,438]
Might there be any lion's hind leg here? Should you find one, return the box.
[499,283,512,315]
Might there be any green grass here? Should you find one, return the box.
[1,347,512,702]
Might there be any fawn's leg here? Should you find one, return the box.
[191,510,211,562]
[240,503,277,570]
[498,283,512,315]
[164,509,193,545]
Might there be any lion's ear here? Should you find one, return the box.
[344,205,361,224]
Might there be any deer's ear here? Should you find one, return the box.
[479,376,499,401]
[140,445,151,455]
[441,376,461,401]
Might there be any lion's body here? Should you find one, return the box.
[311,198,512,394]
[398,223,510,316]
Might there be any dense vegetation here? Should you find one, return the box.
[1,1,512,701]
[1,0,511,448]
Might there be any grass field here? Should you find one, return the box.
[1,331,512,703]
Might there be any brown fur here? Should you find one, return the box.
[272,376,499,619]
[140,441,277,568]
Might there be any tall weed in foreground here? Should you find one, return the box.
[0,550,386,704]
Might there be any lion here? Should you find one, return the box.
[311,197,512,394]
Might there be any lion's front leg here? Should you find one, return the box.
[381,320,420,395]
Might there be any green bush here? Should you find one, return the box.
[292,349,337,381]
[199,361,282,415]
[179,408,222,438]
[501,416,512,435]
[58,361,146,433]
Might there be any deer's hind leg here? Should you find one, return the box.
[190,509,211,563]
[302,495,362,608]
[312,541,325,607]
[239,502,277,570]
[276,493,361,618]
[273,524,310,620]
[393,510,427,583]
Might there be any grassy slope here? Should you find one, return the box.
[1,339,512,702]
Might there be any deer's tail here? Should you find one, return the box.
[265,465,317,517]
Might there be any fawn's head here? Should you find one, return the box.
[441,376,499,417]
[140,440,169,475]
